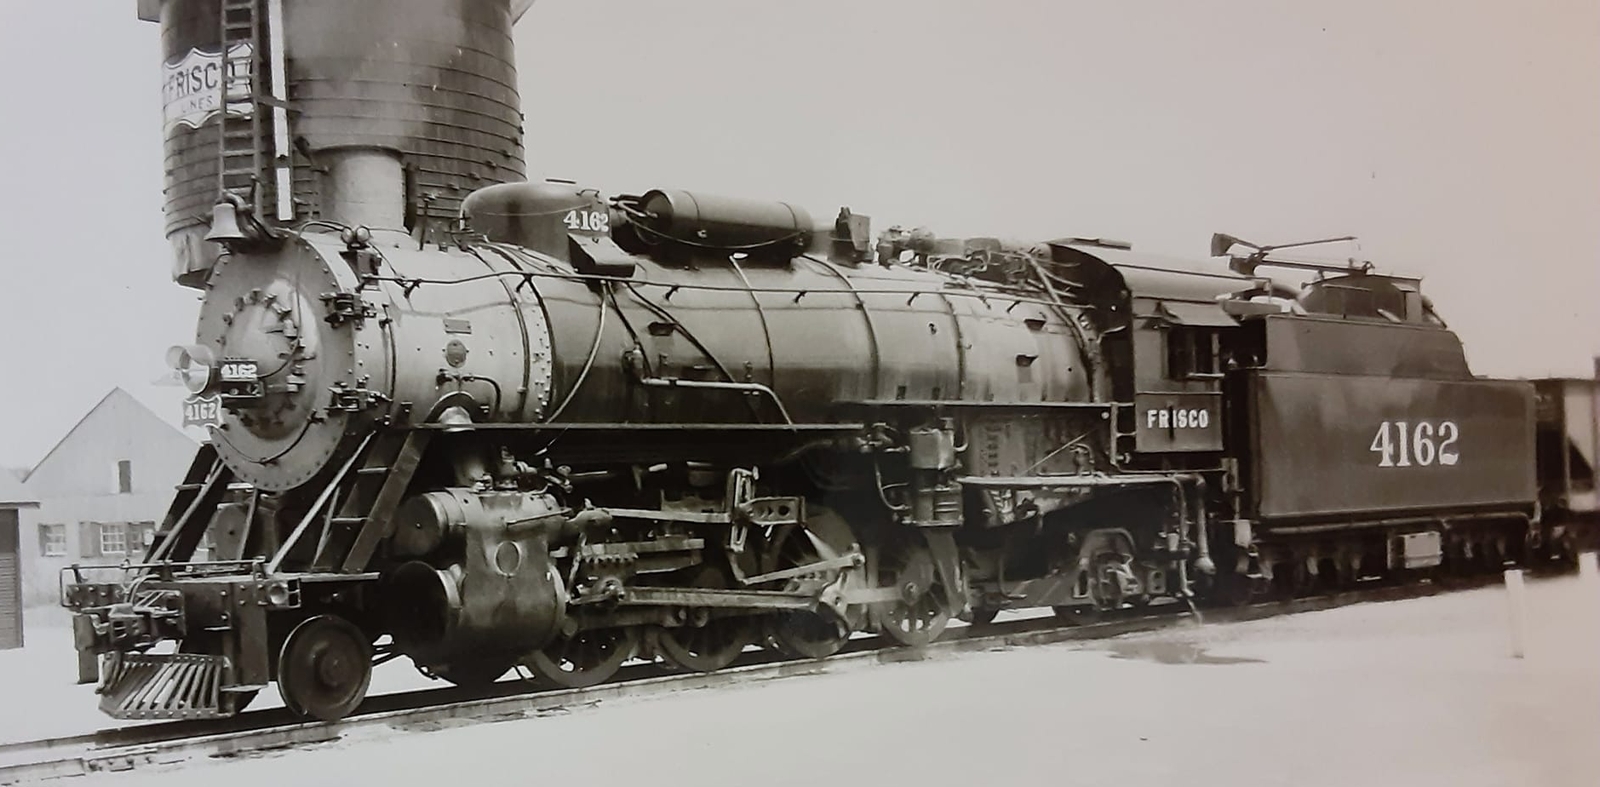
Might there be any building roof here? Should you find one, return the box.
[21,387,194,485]
[0,469,36,507]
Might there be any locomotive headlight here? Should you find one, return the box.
[166,344,217,395]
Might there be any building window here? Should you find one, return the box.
[99,522,128,555]
[132,522,157,550]
[39,524,66,557]
[117,460,133,495]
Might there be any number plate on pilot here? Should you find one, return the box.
[183,394,222,428]
[219,360,258,382]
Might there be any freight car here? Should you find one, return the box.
[61,0,1596,723]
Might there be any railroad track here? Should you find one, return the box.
[0,575,1506,785]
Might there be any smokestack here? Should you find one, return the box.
[320,147,406,230]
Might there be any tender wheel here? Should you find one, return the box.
[873,536,951,647]
[523,626,639,689]
[277,614,373,722]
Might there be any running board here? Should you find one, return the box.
[96,652,249,720]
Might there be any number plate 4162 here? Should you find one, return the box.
[563,209,610,234]
[1370,420,1459,467]
[219,361,257,382]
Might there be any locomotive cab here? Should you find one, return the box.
[1044,241,1255,464]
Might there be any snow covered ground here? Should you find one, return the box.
[7,572,1599,787]
[0,606,449,743]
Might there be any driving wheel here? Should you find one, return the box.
[656,564,757,673]
[761,508,863,659]
[523,626,639,689]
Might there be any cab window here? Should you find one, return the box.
[1167,327,1220,379]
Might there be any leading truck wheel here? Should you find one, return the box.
[278,615,373,722]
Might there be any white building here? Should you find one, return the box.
[19,388,197,607]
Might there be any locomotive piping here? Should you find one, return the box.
[1185,474,1215,575]
[638,377,795,425]
[619,284,770,422]
[727,258,777,389]
[872,458,910,513]
[805,255,883,397]
[543,287,608,423]
[936,292,968,399]
[1025,255,1099,402]
[364,268,1073,311]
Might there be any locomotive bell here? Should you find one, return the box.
[203,200,248,245]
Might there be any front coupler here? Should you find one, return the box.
[63,567,313,719]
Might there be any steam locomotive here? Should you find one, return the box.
[63,0,1597,722]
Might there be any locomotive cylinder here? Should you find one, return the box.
[391,491,469,558]
[385,489,567,667]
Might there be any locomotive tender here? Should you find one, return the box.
[64,0,1596,721]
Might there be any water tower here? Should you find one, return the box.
[139,0,537,287]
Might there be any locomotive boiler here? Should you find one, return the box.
[61,0,1595,723]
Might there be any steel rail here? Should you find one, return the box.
[0,575,1509,784]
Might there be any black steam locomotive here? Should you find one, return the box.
[63,0,1597,722]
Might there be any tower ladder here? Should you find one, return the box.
[217,0,264,201]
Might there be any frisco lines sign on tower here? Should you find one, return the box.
[162,43,254,133]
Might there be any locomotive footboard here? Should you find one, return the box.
[65,565,380,720]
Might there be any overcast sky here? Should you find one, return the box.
[0,0,1595,469]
